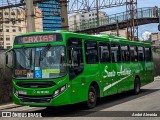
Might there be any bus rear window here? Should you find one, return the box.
[14,33,62,45]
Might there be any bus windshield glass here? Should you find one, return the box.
[14,46,66,79]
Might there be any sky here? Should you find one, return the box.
[104,0,160,37]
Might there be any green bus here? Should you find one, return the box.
[6,30,154,108]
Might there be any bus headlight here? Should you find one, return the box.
[54,85,67,97]
[13,87,18,96]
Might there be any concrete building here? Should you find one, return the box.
[0,8,43,49]
[151,32,160,46]
[37,0,61,31]
[100,29,127,38]
[69,11,108,31]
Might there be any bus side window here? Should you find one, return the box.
[121,45,130,62]
[67,38,84,80]
[111,44,121,63]
[99,42,110,63]
[138,47,144,61]
[85,41,98,64]
[145,47,151,61]
[130,46,138,62]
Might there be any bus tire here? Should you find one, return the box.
[86,86,97,109]
[134,78,140,95]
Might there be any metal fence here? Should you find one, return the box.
[69,7,160,31]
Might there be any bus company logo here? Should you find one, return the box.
[117,66,131,76]
[33,90,36,94]
[103,66,116,78]
[103,65,131,78]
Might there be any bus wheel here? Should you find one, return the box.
[86,86,97,109]
[134,78,140,95]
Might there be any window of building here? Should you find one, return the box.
[6,37,10,41]
[6,29,9,32]
[121,45,130,62]
[0,36,3,41]
[0,29,3,32]
[19,27,21,32]
[145,47,152,61]
[138,47,144,61]
[11,12,15,15]
[6,46,11,49]
[4,12,9,15]
[13,29,16,32]
[111,44,121,62]
[18,20,21,23]
[130,46,138,62]
[85,41,98,64]
[17,10,20,15]
[5,18,9,24]
[6,43,10,45]
[99,42,110,63]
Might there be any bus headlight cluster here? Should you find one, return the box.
[13,87,18,96]
[54,85,67,97]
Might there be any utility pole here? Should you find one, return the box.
[96,0,99,28]
[126,0,138,41]
[158,7,160,31]
[25,0,35,32]
[116,18,119,36]
[60,0,68,30]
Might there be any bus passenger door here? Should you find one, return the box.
[145,47,154,84]
[98,42,113,96]
[67,38,85,104]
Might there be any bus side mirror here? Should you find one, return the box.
[5,49,14,69]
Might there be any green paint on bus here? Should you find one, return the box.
[6,30,154,108]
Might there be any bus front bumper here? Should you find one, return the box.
[13,88,71,107]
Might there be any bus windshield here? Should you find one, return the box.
[14,46,66,79]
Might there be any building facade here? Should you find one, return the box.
[37,0,61,31]
[151,32,160,46]
[100,29,128,38]
[69,11,108,31]
[0,8,43,49]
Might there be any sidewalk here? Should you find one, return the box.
[154,76,160,80]
[0,103,21,110]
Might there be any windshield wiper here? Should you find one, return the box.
[39,44,51,61]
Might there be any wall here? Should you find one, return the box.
[0,50,12,104]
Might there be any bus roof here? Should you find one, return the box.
[16,30,151,46]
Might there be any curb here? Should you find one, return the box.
[0,103,21,110]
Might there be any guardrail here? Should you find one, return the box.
[69,7,160,32]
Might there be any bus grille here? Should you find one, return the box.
[16,82,56,88]
[19,95,53,103]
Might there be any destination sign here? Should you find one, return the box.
[14,33,62,45]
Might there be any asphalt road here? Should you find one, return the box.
[1,78,160,120]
